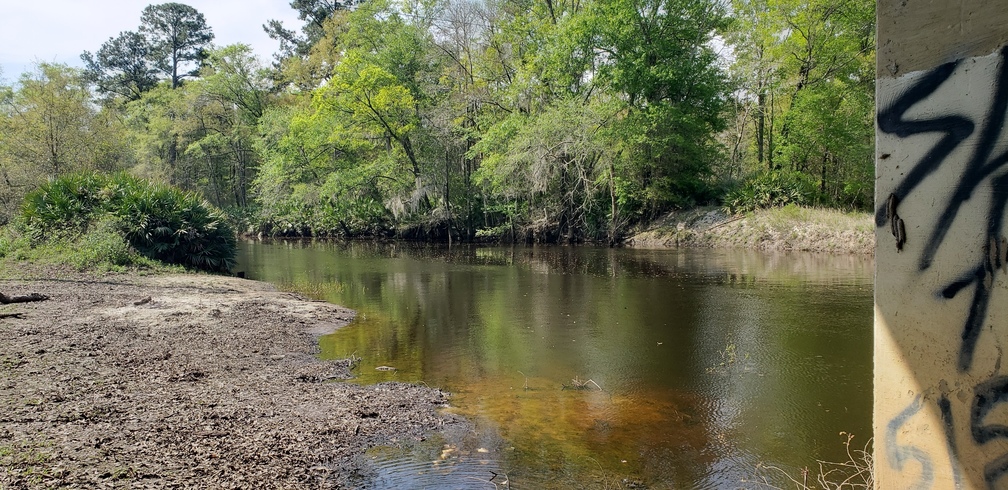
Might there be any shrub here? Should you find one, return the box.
[20,172,109,240]
[724,170,818,214]
[0,219,167,273]
[20,172,236,273]
[68,217,135,269]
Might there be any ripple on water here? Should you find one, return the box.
[367,449,509,489]
[361,426,532,490]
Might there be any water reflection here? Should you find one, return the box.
[237,241,873,488]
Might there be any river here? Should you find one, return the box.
[236,240,873,489]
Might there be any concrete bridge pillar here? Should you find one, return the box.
[875,0,1008,487]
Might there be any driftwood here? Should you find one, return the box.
[0,292,49,304]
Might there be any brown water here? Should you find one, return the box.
[236,241,873,489]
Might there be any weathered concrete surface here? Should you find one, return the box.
[878,0,1008,77]
[875,1,1008,488]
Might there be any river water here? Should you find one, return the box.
[236,241,873,489]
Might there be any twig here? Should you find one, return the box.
[562,376,603,391]
[705,215,744,231]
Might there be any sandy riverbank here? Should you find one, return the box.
[626,205,875,255]
[0,271,463,488]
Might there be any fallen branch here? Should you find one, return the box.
[704,215,744,232]
[0,292,49,304]
[562,376,603,391]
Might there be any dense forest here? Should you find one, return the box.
[0,0,874,244]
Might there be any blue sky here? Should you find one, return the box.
[0,0,303,83]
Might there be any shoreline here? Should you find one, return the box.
[624,205,875,255]
[247,205,875,256]
[0,272,463,488]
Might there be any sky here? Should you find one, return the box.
[0,0,303,83]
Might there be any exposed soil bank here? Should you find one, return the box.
[626,205,875,255]
[0,272,463,488]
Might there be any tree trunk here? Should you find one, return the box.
[608,163,617,245]
[820,151,829,196]
[767,90,775,170]
[444,148,451,245]
[757,91,766,168]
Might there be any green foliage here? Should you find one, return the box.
[264,0,354,76]
[724,0,874,210]
[724,170,818,214]
[472,97,613,241]
[20,172,110,241]
[0,227,31,261]
[0,63,130,223]
[81,31,158,100]
[140,2,215,88]
[118,44,270,211]
[1,0,875,245]
[81,3,214,97]
[20,172,235,272]
[0,219,166,273]
[72,218,135,268]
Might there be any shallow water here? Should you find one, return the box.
[236,241,873,489]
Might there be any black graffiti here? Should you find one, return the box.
[888,193,907,251]
[972,376,1008,487]
[876,59,974,260]
[877,45,1008,372]
[939,394,965,489]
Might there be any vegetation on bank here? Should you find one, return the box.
[0,172,235,273]
[0,0,875,244]
[628,204,874,254]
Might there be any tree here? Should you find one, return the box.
[264,0,354,65]
[726,0,782,170]
[726,0,875,209]
[0,64,130,220]
[140,2,214,88]
[81,30,159,100]
[473,97,613,242]
[185,44,271,207]
[124,83,191,183]
[465,0,728,239]
[4,64,100,176]
[590,0,730,213]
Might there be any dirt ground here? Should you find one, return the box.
[0,271,464,488]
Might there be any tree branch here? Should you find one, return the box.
[0,292,49,304]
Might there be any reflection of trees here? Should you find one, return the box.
[691,255,873,478]
[237,241,872,486]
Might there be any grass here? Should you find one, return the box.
[1,440,55,485]
[0,221,182,276]
[628,204,873,254]
[761,205,873,235]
